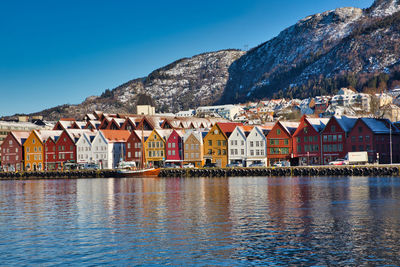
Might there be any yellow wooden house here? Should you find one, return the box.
[24,130,44,171]
[203,123,242,168]
[144,129,171,167]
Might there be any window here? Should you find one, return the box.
[323,144,327,152]
[332,144,337,152]
[338,144,343,152]
[218,149,221,155]
[366,136,370,142]
[338,135,342,142]
[241,140,244,146]
[284,139,289,145]
[275,140,279,145]
[333,135,337,142]
[127,143,131,149]
[256,141,259,147]
[331,125,336,132]
[314,136,318,142]
[270,139,274,145]
[185,153,188,159]
[304,136,307,142]
[128,152,131,158]
[297,137,301,143]
[208,140,212,146]
[241,149,244,155]
[168,143,171,148]
[359,145,364,151]
[297,145,301,153]
[351,136,356,143]
[366,145,370,151]
[168,150,171,156]
[303,127,308,134]
[358,127,362,133]
[328,135,332,142]
[323,135,327,142]
[223,150,226,155]
[277,129,281,135]
[250,141,254,147]
[359,136,363,142]
[172,150,175,156]
[208,149,212,155]
[231,149,234,155]
[185,144,189,150]
[250,150,254,156]
[231,140,234,145]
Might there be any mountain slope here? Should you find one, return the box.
[221,0,400,102]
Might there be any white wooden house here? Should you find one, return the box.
[246,126,268,166]
[228,126,251,166]
[76,131,97,164]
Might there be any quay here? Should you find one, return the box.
[1,165,400,180]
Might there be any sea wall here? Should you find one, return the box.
[159,165,400,178]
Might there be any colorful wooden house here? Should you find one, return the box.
[0,131,30,171]
[165,130,184,166]
[76,131,97,164]
[125,130,152,168]
[183,131,206,168]
[292,115,329,165]
[266,121,299,166]
[44,135,58,170]
[144,129,172,167]
[321,116,357,164]
[228,126,252,166]
[92,130,130,169]
[203,122,242,168]
[245,126,270,166]
[347,118,400,164]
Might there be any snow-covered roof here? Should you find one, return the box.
[360,118,399,134]
[334,116,358,133]
[307,117,330,132]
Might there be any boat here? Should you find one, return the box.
[117,167,160,177]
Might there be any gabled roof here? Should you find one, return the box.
[333,115,358,133]
[217,122,243,138]
[64,129,96,143]
[360,118,400,134]
[10,131,31,146]
[100,130,130,143]
[132,130,153,141]
[280,122,299,135]
[306,117,329,133]
[72,121,87,129]
[35,130,63,143]
[86,120,101,129]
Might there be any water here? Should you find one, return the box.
[0,177,400,266]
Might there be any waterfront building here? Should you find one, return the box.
[165,130,184,167]
[292,116,329,165]
[347,118,400,164]
[321,116,358,164]
[24,130,62,171]
[0,131,30,171]
[245,126,271,166]
[183,131,206,168]
[144,129,171,167]
[76,131,97,165]
[92,130,130,169]
[44,135,58,170]
[266,121,299,166]
[228,126,253,166]
[125,130,152,168]
[203,122,242,167]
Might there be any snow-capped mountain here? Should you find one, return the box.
[23,0,400,120]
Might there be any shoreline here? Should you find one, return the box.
[0,165,400,180]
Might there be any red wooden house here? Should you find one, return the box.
[292,115,329,165]
[321,116,357,164]
[0,131,30,171]
[266,121,299,166]
[347,118,400,164]
[44,136,59,170]
[125,130,152,168]
[165,130,184,166]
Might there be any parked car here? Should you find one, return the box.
[249,162,266,167]
[203,162,217,168]
[329,159,348,165]
[182,163,194,168]
[226,162,242,168]
[163,163,179,169]
[82,163,100,170]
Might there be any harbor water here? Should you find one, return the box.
[0,176,400,265]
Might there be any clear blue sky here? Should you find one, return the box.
[0,0,374,116]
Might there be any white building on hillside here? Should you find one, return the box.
[196,105,243,120]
